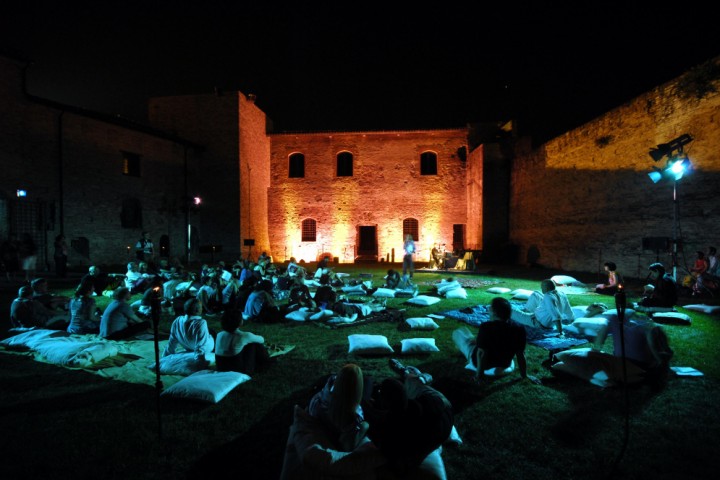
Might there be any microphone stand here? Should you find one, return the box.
[611,285,629,475]
[150,288,164,440]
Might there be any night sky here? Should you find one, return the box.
[1,1,718,144]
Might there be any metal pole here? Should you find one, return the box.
[672,179,679,282]
[150,289,164,440]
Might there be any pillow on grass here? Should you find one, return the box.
[487,287,511,294]
[405,295,441,306]
[510,289,534,300]
[149,352,210,376]
[372,288,397,298]
[683,304,720,315]
[651,312,692,326]
[551,275,579,285]
[161,369,250,403]
[0,329,69,350]
[400,338,440,354]
[445,288,468,299]
[285,309,313,322]
[348,334,394,355]
[405,317,440,330]
[551,348,646,388]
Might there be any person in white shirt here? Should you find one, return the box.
[214,309,271,374]
[511,279,575,334]
[163,298,214,361]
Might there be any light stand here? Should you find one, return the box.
[150,287,164,440]
[610,285,629,475]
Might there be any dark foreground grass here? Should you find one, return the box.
[1,263,720,480]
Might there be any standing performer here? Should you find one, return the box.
[402,234,416,286]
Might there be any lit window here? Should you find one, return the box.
[420,151,437,175]
[122,151,141,177]
[403,218,419,242]
[337,151,353,177]
[289,153,305,178]
[301,219,317,242]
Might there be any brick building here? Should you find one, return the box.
[2,52,719,279]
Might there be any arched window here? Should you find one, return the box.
[420,151,437,175]
[301,219,317,242]
[337,151,353,177]
[289,153,305,178]
[403,218,419,242]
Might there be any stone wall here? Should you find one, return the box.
[267,129,472,264]
[509,58,720,280]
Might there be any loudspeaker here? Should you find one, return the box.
[642,237,670,251]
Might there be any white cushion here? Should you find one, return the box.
[444,288,467,299]
[405,317,440,330]
[652,312,692,325]
[436,280,461,295]
[0,329,69,350]
[347,334,393,355]
[510,289,534,300]
[683,304,720,315]
[372,287,397,298]
[551,348,646,388]
[400,338,440,354]
[150,352,210,376]
[487,287,511,294]
[406,295,441,306]
[161,369,250,403]
[33,337,119,368]
[551,275,579,285]
[464,359,515,377]
[285,308,314,322]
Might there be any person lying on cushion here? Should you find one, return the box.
[308,363,369,452]
[452,297,541,384]
[163,298,215,361]
[214,309,271,375]
[511,279,575,335]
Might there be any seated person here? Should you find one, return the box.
[100,287,150,340]
[452,297,541,383]
[606,314,673,381]
[596,261,623,295]
[214,309,271,374]
[82,265,112,295]
[384,269,401,289]
[124,262,152,294]
[286,257,305,277]
[363,361,454,476]
[31,277,70,310]
[10,286,68,330]
[511,279,575,334]
[67,281,101,334]
[130,277,164,317]
[287,272,316,311]
[427,244,443,269]
[638,263,677,309]
[163,298,215,361]
[221,273,242,309]
[313,274,338,310]
[243,279,282,323]
[308,363,369,452]
[196,275,221,315]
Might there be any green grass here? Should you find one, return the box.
[1,263,720,480]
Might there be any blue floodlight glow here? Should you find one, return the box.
[16,189,27,197]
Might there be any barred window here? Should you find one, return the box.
[301,219,317,242]
[403,218,419,242]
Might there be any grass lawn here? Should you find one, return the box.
[1,262,720,480]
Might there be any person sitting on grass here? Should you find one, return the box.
[242,279,282,323]
[452,297,541,384]
[384,269,401,289]
[308,363,369,452]
[637,262,677,309]
[67,281,101,334]
[595,261,623,296]
[11,285,69,330]
[214,309,272,374]
[511,279,575,335]
[163,298,215,361]
[100,287,150,340]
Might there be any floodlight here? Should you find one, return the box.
[16,189,27,197]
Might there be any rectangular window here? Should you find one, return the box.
[123,152,141,177]
[301,219,317,242]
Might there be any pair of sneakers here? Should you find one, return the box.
[389,358,433,385]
